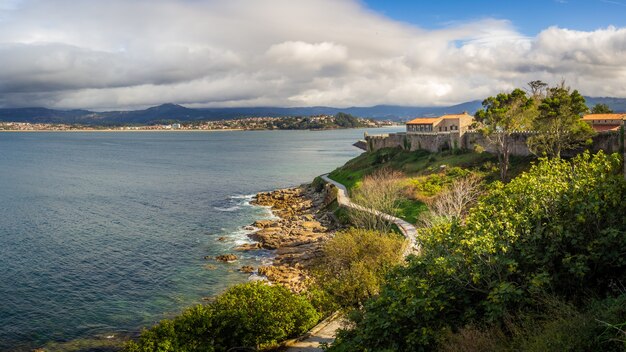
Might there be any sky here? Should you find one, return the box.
[0,0,625,110]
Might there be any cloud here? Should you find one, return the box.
[0,0,625,110]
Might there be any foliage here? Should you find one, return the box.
[441,294,626,352]
[334,112,365,128]
[125,282,320,352]
[312,228,406,308]
[591,103,614,114]
[329,151,626,351]
[350,169,406,233]
[528,83,595,157]
[419,174,483,227]
[475,88,537,180]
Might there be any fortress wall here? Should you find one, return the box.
[366,130,621,158]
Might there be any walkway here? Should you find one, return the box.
[282,312,344,352]
[283,175,421,351]
[321,174,420,256]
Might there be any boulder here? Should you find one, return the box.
[215,254,238,262]
[234,243,262,251]
[239,265,255,273]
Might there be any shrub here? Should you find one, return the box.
[350,169,405,233]
[125,281,320,352]
[312,228,405,308]
[330,151,626,351]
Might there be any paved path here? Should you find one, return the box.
[321,174,420,256]
[282,312,345,352]
[283,175,421,352]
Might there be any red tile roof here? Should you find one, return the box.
[406,117,441,125]
[582,113,626,121]
[406,113,472,125]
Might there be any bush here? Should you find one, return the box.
[312,228,405,308]
[330,151,626,351]
[441,294,626,352]
[125,281,320,352]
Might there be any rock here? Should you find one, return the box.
[252,220,274,228]
[215,254,238,262]
[234,243,261,251]
[239,265,255,273]
[203,264,217,270]
[217,236,227,241]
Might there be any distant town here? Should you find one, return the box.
[0,113,397,131]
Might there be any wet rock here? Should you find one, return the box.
[252,220,274,228]
[217,236,227,241]
[239,265,255,273]
[234,243,261,251]
[215,254,238,262]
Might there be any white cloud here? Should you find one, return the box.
[0,0,625,110]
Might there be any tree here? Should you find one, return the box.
[591,103,613,114]
[527,83,595,158]
[475,89,537,181]
[418,174,483,228]
[527,80,548,99]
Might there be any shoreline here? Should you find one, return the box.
[0,128,245,133]
[239,183,337,293]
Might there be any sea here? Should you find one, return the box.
[0,127,402,351]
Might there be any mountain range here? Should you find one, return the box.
[1,97,625,125]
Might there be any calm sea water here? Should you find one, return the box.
[0,127,402,351]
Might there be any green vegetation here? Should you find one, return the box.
[271,112,372,130]
[328,147,533,224]
[329,151,626,351]
[591,102,614,114]
[528,83,595,158]
[124,281,319,352]
[311,228,406,308]
[475,88,537,181]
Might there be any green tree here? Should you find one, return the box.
[475,88,537,181]
[591,103,614,114]
[527,83,595,158]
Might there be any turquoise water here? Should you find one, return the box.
[0,127,402,351]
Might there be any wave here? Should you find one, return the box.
[228,194,256,207]
[213,206,241,212]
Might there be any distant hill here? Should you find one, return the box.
[1,97,624,125]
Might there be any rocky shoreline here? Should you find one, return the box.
[237,183,337,293]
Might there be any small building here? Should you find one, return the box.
[406,112,474,134]
[582,113,626,132]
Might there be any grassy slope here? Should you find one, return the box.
[329,148,535,223]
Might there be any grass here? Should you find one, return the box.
[328,148,536,224]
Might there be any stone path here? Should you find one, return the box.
[283,312,345,352]
[321,174,420,255]
[283,175,420,351]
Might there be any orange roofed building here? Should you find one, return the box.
[406,112,474,134]
[582,113,626,132]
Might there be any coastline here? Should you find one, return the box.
[0,128,245,133]
[239,182,337,293]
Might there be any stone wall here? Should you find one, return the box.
[366,132,462,153]
[365,130,621,158]
[462,131,533,156]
